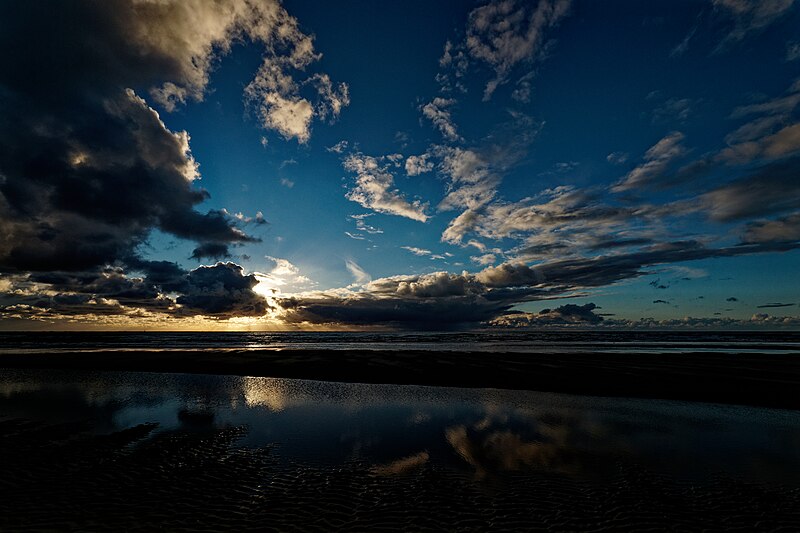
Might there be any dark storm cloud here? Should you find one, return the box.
[756,302,796,308]
[0,261,269,320]
[0,0,261,273]
[489,303,604,327]
[190,242,233,261]
[276,239,800,327]
[176,263,269,318]
[0,1,332,322]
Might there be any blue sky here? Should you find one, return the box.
[1,0,799,328]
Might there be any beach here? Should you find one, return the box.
[1,345,799,409]
[2,368,800,531]
[2,332,800,530]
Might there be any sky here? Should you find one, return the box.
[1,0,799,330]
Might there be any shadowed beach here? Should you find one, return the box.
[3,369,800,531]
[2,345,800,409]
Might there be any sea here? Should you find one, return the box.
[1,329,799,354]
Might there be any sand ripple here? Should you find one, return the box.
[1,417,799,531]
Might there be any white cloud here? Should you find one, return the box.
[405,154,434,176]
[327,140,349,153]
[471,253,497,265]
[402,246,432,256]
[421,98,461,142]
[344,154,429,222]
[464,0,571,100]
[248,92,314,143]
[345,259,371,285]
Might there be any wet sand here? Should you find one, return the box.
[2,348,800,409]
[2,417,799,532]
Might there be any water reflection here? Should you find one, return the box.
[1,368,799,486]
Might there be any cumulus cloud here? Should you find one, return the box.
[343,154,429,222]
[0,260,270,322]
[265,235,800,328]
[471,253,497,266]
[405,154,434,176]
[0,1,357,321]
[176,263,269,318]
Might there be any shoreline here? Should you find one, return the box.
[2,348,799,410]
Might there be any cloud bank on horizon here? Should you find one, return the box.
[1,0,799,329]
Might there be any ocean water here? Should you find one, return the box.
[1,368,799,531]
[2,330,800,354]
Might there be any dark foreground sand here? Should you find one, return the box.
[2,348,800,409]
[2,417,799,532]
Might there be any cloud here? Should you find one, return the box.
[464,0,571,100]
[0,260,271,322]
[670,20,700,57]
[345,259,371,285]
[701,156,800,221]
[651,98,695,123]
[254,256,312,294]
[788,41,800,61]
[349,214,384,235]
[742,213,800,243]
[471,253,497,265]
[0,0,348,285]
[713,0,794,51]
[420,98,461,142]
[441,185,658,256]
[436,147,502,213]
[343,154,429,222]
[402,246,432,256]
[0,86,255,272]
[756,302,796,308]
[190,243,232,261]
[268,236,800,328]
[489,303,603,327]
[613,132,687,191]
[718,123,800,163]
[176,263,269,318]
[327,140,349,153]
[606,152,629,165]
[405,154,434,176]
